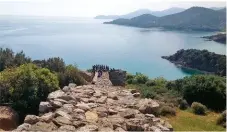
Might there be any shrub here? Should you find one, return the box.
[134,73,149,84]
[216,110,226,128]
[175,75,226,110]
[58,65,86,87]
[33,57,65,73]
[0,48,31,71]
[179,99,189,110]
[159,106,176,116]
[145,80,156,86]
[191,102,207,115]
[0,63,59,122]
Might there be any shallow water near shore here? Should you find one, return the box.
[0,16,225,80]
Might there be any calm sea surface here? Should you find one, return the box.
[0,16,225,80]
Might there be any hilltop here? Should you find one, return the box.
[105,7,226,31]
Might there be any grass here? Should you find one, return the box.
[162,109,226,131]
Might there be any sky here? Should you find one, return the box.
[0,0,225,17]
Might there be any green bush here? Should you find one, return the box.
[134,73,149,84]
[58,65,86,87]
[182,75,226,110]
[159,106,176,116]
[33,57,65,73]
[0,63,59,122]
[216,110,226,128]
[145,80,156,86]
[191,102,207,115]
[0,48,31,71]
[179,99,189,110]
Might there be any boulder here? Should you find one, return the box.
[39,102,52,113]
[24,115,39,124]
[58,125,76,131]
[53,116,72,126]
[62,104,74,113]
[108,108,118,115]
[125,119,145,131]
[29,121,57,131]
[109,115,125,129]
[115,127,126,132]
[56,110,72,120]
[133,93,140,97]
[109,70,126,86]
[76,103,91,111]
[95,107,108,117]
[47,90,65,100]
[50,100,63,108]
[73,121,86,128]
[120,109,136,119]
[97,96,107,104]
[0,106,19,131]
[85,111,98,123]
[68,83,77,88]
[40,112,55,123]
[16,123,31,131]
[74,108,85,114]
[137,98,159,114]
[79,70,93,82]
[108,92,118,100]
[54,98,68,104]
[62,86,70,92]
[78,124,99,131]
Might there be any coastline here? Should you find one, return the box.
[161,56,214,75]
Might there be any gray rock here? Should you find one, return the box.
[68,83,77,88]
[29,121,57,131]
[50,100,62,108]
[108,92,118,100]
[62,86,70,92]
[24,115,39,124]
[62,104,74,113]
[56,110,72,120]
[16,123,31,131]
[73,121,86,128]
[40,112,55,123]
[150,126,162,132]
[47,90,65,100]
[54,98,68,104]
[76,103,91,111]
[53,116,72,126]
[39,101,52,113]
[58,125,76,131]
[125,119,144,131]
[120,109,136,119]
[109,70,126,86]
[108,108,118,115]
[95,107,108,117]
[133,92,140,97]
[115,127,126,132]
[78,124,99,131]
[137,98,159,114]
[97,96,107,104]
[74,108,85,114]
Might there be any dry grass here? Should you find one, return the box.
[162,109,226,131]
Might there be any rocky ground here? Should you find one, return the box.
[14,72,173,131]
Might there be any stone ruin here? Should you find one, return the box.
[14,82,173,131]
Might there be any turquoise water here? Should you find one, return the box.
[0,16,226,80]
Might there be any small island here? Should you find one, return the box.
[162,49,226,76]
[202,33,226,44]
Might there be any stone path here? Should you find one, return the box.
[14,72,173,131]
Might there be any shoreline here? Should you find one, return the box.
[161,56,214,75]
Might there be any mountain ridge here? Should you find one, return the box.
[104,6,226,31]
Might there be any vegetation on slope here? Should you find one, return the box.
[105,7,226,31]
[0,64,59,122]
[202,33,226,44]
[162,49,226,76]
[0,48,87,122]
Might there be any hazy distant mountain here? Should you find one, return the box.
[151,7,185,17]
[217,8,226,13]
[105,7,226,31]
[95,7,185,19]
[210,7,226,10]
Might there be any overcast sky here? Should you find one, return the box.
[0,0,225,17]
